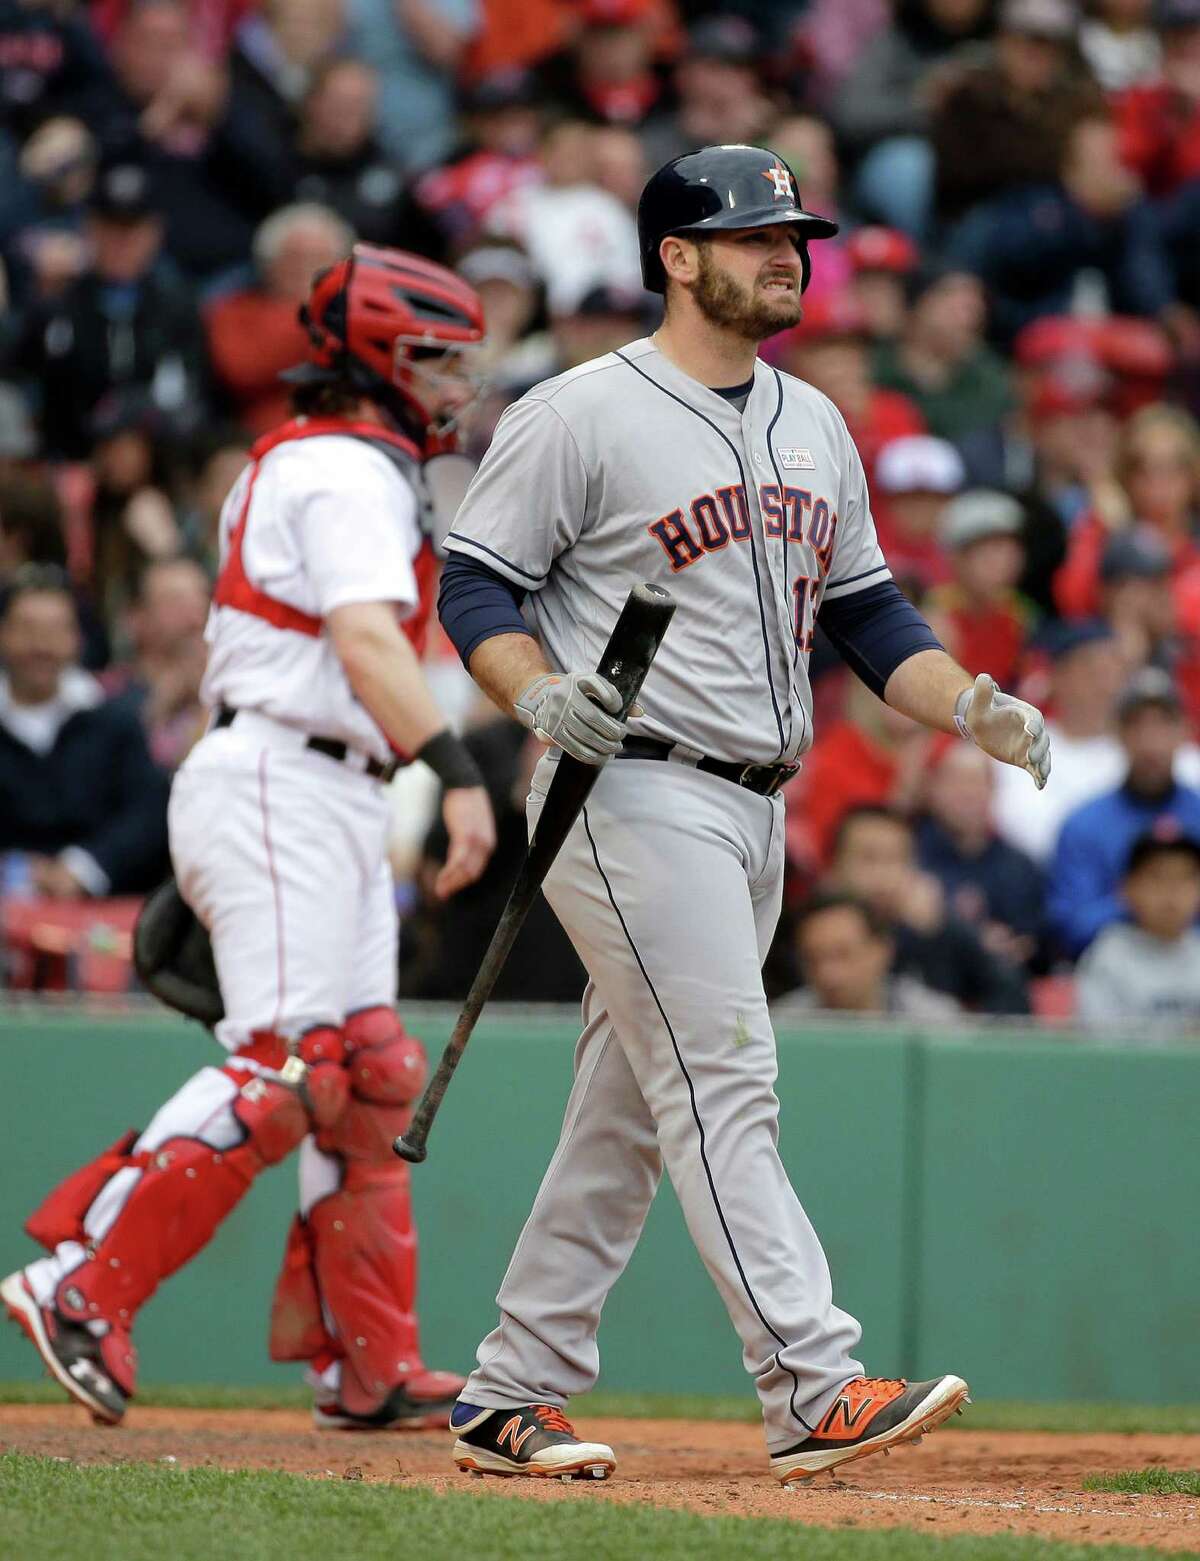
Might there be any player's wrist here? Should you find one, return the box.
[953,685,974,742]
[415,729,485,791]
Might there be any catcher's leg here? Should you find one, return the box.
[269,1005,464,1429]
[2,1045,312,1423]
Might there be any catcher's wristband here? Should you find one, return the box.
[954,686,974,742]
[416,729,484,791]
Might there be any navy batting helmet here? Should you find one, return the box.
[637,144,839,295]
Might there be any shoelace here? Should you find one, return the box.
[533,1404,575,1435]
[852,1376,906,1399]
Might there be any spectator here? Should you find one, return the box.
[107,557,209,770]
[872,266,1014,444]
[99,0,258,280]
[460,0,569,82]
[0,566,169,896]
[227,0,347,177]
[873,433,965,590]
[923,488,1033,683]
[845,226,919,343]
[770,299,927,490]
[639,14,773,166]
[917,737,1045,963]
[92,0,256,61]
[767,114,853,306]
[1114,0,1200,197]
[1075,829,1200,1030]
[948,112,1174,343]
[456,239,543,371]
[177,424,251,568]
[933,0,1104,226]
[834,0,994,237]
[283,58,410,247]
[1080,0,1161,89]
[1055,403,1200,627]
[485,119,642,315]
[1097,528,1200,722]
[346,0,480,170]
[0,118,96,313]
[83,386,183,625]
[4,155,209,459]
[992,619,1128,861]
[545,0,667,130]
[549,283,648,372]
[0,0,115,145]
[206,202,354,432]
[1046,666,1200,953]
[591,124,647,213]
[409,68,544,256]
[0,472,66,580]
[782,890,961,1017]
[830,804,1031,1012]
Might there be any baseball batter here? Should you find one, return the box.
[436,147,1051,1484]
[2,247,496,1430]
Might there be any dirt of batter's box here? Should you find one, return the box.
[2,1406,1199,1552]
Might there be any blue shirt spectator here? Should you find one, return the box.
[1047,667,1200,956]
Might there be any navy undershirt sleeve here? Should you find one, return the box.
[438,551,532,666]
[817,579,943,698]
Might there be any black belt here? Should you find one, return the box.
[214,706,399,783]
[615,736,799,798]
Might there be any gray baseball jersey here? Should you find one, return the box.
[446,335,889,764]
[453,334,890,1454]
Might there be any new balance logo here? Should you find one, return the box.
[821,1393,875,1434]
[496,1416,537,1456]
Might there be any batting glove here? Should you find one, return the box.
[956,673,1051,790]
[514,671,627,766]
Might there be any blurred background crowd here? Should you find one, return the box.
[3,0,1200,1031]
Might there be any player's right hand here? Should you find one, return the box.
[513,671,627,766]
[436,785,496,899]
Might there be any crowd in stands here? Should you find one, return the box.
[3,0,1200,1033]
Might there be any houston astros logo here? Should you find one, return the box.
[762,161,793,200]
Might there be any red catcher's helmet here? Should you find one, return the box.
[283,243,485,435]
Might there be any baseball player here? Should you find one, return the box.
[436,147,1051,1483]
[2,246,497,1430]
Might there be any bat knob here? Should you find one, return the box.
[392,1134,427,1164]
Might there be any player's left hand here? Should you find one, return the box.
[958,673,1051,790]
[436,784,497,899]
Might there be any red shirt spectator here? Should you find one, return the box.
[923,489,1034,686]
[206,204,353,433]
[1054,403,1200,629]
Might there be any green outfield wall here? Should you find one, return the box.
[1,1006,1196,1406]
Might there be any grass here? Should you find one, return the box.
[4,1381,1200,1435]
[0,1453,1190,1561]
[1083,1469,1200,1496]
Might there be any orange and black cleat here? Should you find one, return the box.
[451,1401,616,1481]
[770,1374,970,1483]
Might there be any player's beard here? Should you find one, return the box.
[691,243,804,341]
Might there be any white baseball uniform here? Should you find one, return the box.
[445,337,884,1451]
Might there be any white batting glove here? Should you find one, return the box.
[514,671,627,766]
[956,673,1051,790]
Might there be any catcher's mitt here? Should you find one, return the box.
[133,878,225,1027]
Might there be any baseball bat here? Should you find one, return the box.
[393,581,676,1164]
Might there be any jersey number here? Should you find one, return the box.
[792,576,819,653]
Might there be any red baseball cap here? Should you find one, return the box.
[776,292,869,346]
[845,226,918,276]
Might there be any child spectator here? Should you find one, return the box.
[924,488,1033,685]
[1076,829,1200,1031]
[782,891,961,1018]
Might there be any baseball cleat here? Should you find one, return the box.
[450,1400,616,1480]
[770,1374,970,1484]
[313,1370,465,1431]
[1,1270,128,1426]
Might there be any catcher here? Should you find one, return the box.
[2,246,496,1429]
